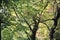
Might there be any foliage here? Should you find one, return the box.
[0,0,60,40]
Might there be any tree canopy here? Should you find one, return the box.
[0,0,60,40]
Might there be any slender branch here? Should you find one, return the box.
[20,0,33,31]
[24,30,31,40]
[44,0,49,10]
[13,7,32,31]
[37,0,49,23]
[24,18,32,31]
[40,0,49,14]
[42,19,54,22]
[13,7,20,20]
[41,22,50,31]
[24,30,29,35]
[20,13,32,31]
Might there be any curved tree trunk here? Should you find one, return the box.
[30,23,38,40]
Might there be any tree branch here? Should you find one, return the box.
[32,15,37,24]
[19,13,32,31]
[40,0,49,14]
[42,19,54,22]
[13,7,20,20]
[24,30,29,35]
[24,30,31,40]
[36,0,49,23]
[13,6,32,31]
[41,22,50,31]
[24,18,32,31]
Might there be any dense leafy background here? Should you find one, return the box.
[0,0,60,40]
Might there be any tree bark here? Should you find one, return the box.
[30,23,38,40]
[49,7,60,40]
[0,19,2,40]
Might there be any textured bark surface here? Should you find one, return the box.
[30,23,38,40]
[49,7,60,40]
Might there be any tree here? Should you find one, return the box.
[1,0,60,40]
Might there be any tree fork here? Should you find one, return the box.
[30,22,39,40]
[29,16,39,40]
